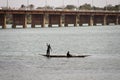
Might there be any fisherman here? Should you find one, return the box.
[46,43,52,57]
[67,51,72,57]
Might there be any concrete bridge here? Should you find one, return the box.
[0,10,120,29]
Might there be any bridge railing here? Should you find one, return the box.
[0,9,120,14]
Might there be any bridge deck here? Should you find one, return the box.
[0,10,119,15]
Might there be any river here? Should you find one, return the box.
[0,25,120,80]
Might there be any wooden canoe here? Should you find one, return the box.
[42,55,90,58]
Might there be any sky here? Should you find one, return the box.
[0,0,120,8]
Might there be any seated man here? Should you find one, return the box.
[67,51,72,57]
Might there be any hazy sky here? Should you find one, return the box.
[0,0,120,8]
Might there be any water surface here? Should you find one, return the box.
[0,25,120,80]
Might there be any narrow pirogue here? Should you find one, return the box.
[42,55,90,58]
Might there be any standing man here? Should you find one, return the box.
[46,43,52,57]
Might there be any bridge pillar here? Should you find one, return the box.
[74,15,78,26]
[119,16,120,25]
[64,15,77,27]
[0,14,6,29]
[59,15,62,27]
[48,14,62,27]
[116,16,119,25]
[12,14,27,28]
[90,15,94,26]
[31,14,45,28]
[103,15,107,25]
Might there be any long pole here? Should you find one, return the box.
[118,1,120,11]
[27,0,29,10]
[62,0,64,10]
[106,0,108,11]
[77,0,79,10]
[45,0,47,10]
[92,0,93,10]
[7,0,8,9]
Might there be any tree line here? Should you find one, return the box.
[1,3,120,11]
[20,3,120,11]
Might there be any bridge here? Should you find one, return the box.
[0,10,120,29]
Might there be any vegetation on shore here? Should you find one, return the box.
[1,3,120,11]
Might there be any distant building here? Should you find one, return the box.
[55,7,63,11]
[36,7,44,10]
[1,7,12,10]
